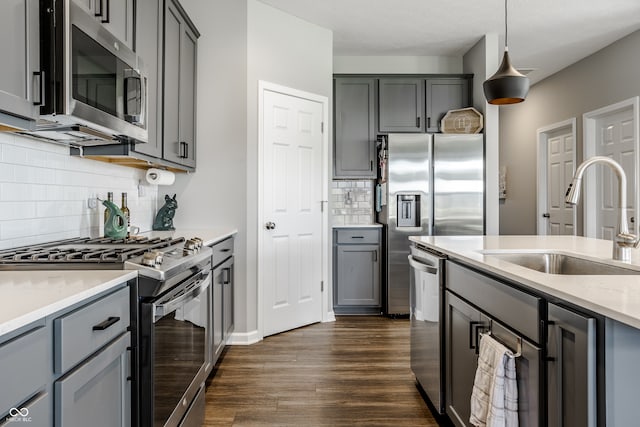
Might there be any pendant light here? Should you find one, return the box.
[483,0,529,105]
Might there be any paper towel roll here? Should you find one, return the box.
[146,168,175,186]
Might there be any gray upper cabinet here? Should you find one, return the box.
[378,78,425,132]
[163,0,199,169]
[134,0,162,158]
[0,0,40,125]
[334,78,376,178]
[425,78,470,132]
[72,0,134,49]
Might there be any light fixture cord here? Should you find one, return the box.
[504,0,509,51]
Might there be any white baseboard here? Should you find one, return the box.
[324,311,336,323]
[227,329,262,345]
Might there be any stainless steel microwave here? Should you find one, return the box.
[33,0,148,145]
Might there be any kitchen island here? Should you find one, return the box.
[409,234,640,427]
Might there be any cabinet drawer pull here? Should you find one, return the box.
[92,316,120,331]
[351,236,364,239]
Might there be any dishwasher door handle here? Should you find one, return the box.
[408,255,438,275]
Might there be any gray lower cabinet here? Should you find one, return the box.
[334,78,377,178]
[547,303,597,427]
[0,324,50,426]
[425,78,470,132]
[55,333,131,427]
[445,261,542,427]
[163,0,199,169]
[378,78,425,132]
[333,228,381,314]
[0,0,40,126]
[445,291,483,427]
[210,237,235,366]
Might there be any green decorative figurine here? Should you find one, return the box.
[103,199,128,239]
[153,194,178,230]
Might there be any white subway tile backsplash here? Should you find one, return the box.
[331,180,375,226]
[0,133,158,247]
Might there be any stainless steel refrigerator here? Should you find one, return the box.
[377,133,484,315]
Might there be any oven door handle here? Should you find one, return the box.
[153,272,212,322]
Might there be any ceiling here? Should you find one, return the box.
[257,0,640,84]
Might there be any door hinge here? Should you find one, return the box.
[321,122,324,133]
[321,281,324,292]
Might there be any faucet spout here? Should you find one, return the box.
[565,156,634,261]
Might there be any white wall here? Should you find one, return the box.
[0,134,158,249]
[168,0,249,331]
[463,34,500,235]
[334,55,462,74]
[172,0,333,337]
[499,29,640,235]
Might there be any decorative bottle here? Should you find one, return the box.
[121,192,131,237]
[104,192,114,236]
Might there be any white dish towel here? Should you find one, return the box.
[469,333,519,427]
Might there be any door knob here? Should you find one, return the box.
[542,213,550,218]
[265,221,276,230]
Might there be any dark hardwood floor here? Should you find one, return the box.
[203,316,439,426]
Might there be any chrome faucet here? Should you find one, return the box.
[565,156,638,262]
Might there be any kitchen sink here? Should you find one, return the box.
[483,252,640,275]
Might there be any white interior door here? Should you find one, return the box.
[594,108,635,240]
[546,129,576,235]
[261,89,324,337]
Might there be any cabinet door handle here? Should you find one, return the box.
[92,316,120,331]
[370,160,374,171]
[222,268,231,285]
[373,250,378,262]
[179,141,189,158]
[32,71,45,106]
[427,117,431,129]
[94,0,103,17]
[416,117,420,128]
[101,0,110,23]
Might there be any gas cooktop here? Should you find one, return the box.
[0,236,212,282]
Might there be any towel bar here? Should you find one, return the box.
[482,320,523,358]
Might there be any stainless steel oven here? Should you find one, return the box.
[34,0,148,145]
[139,265,212,427]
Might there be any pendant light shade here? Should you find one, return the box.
[483,0,529,105]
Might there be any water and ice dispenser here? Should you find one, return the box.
[397,194,420,227]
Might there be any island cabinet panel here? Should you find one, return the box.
[547,303,597,427]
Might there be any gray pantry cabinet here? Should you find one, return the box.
[0,0,41,126]
[0,282,133,427]
[72,0,134,50]
[162,0,199,169]
[210,237,235,367]
[334,78,377,179]
[333,228,381,314]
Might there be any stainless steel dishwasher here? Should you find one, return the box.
[409,243,446,414]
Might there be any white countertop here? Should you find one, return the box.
[0,270,136,336]
[140,227,238,246]
[410,235,640,329]
[333,224,383,228]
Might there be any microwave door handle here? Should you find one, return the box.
[124,73,142,123]
[152,272,212,322]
